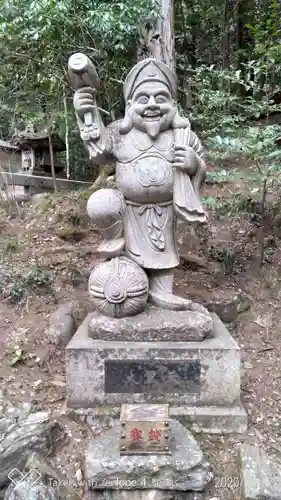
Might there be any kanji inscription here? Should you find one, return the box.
[105,359,201,394]
[130,428,143,441]
[148,428,162,441]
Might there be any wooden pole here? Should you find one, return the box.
[63,93,70,179]
[48,132,57,192]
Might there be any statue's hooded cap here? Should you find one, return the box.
[123,58,177,101]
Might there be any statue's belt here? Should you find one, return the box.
[125,199,172,210]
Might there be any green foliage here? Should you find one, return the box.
[201,59,281,265]
[207,168,242,183]
[10,281,26,303]
[210,124,281,157]
[8,267,52,303]
[183,61,281,139]
[9,346,27,367]
[182,65,248,137]
[209,125,281,187]
[202,195,232,215]
[208,245,236,273]
[27,268,51,287]
[0,0,159,177]
[264,246,276,263]
[5,237,20,254]
[247,1,281,61]
[1,0,281,249]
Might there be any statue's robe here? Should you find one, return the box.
[107,126,206,270]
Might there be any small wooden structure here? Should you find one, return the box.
[0,126,91,193]
[0,172,92,192]
[0,124,92,194]
[119,404,171,456]
[11,124,65,175]
[0,139,21,172]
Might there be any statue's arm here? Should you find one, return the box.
[73,87,113,166]
[173,126,207,222]
[68,53,114,166]
[183,129,206,195]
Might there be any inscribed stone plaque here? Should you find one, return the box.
[119,404,171,455]
[104,359,201,394]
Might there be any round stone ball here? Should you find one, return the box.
[88,256,149,318]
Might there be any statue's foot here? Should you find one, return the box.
[148,290,193,311]
[97,237,124,258]
[147,268,193,311]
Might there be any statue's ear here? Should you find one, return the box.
[126,99,132,109]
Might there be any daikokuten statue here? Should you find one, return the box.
[68,54,207,317]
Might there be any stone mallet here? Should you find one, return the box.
[68,52,101,141]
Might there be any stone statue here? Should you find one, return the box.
[68,54,207,317]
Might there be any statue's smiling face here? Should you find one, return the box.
[133,82,172,120]
[127,81,176,138]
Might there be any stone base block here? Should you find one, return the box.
[85,420,213,491]
[171,403,247,434]
[66,313,242,409]
[240,442,281,500]
[68,403,247,435]
[85,491,204,500]
[87,305,213,342]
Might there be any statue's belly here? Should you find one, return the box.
[116,155,173,203]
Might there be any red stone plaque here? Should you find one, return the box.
[119,404,171,455]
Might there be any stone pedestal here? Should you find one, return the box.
[85,491,204,500]
[85,420,213,492]
[66,308,247,433]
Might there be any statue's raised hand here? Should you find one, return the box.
[74,86,96,116]
[73,87,100,141]
[172,144,198,175]
[69,53,102,143]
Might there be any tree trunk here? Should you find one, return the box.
[222,0,230,70]
[157,0,175,71]
[137,0,175,72]
[236,0,255,95]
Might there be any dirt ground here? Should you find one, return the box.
[0,174,281,499]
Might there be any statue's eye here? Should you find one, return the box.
[138,96,149,104]
[155,95,167,103]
